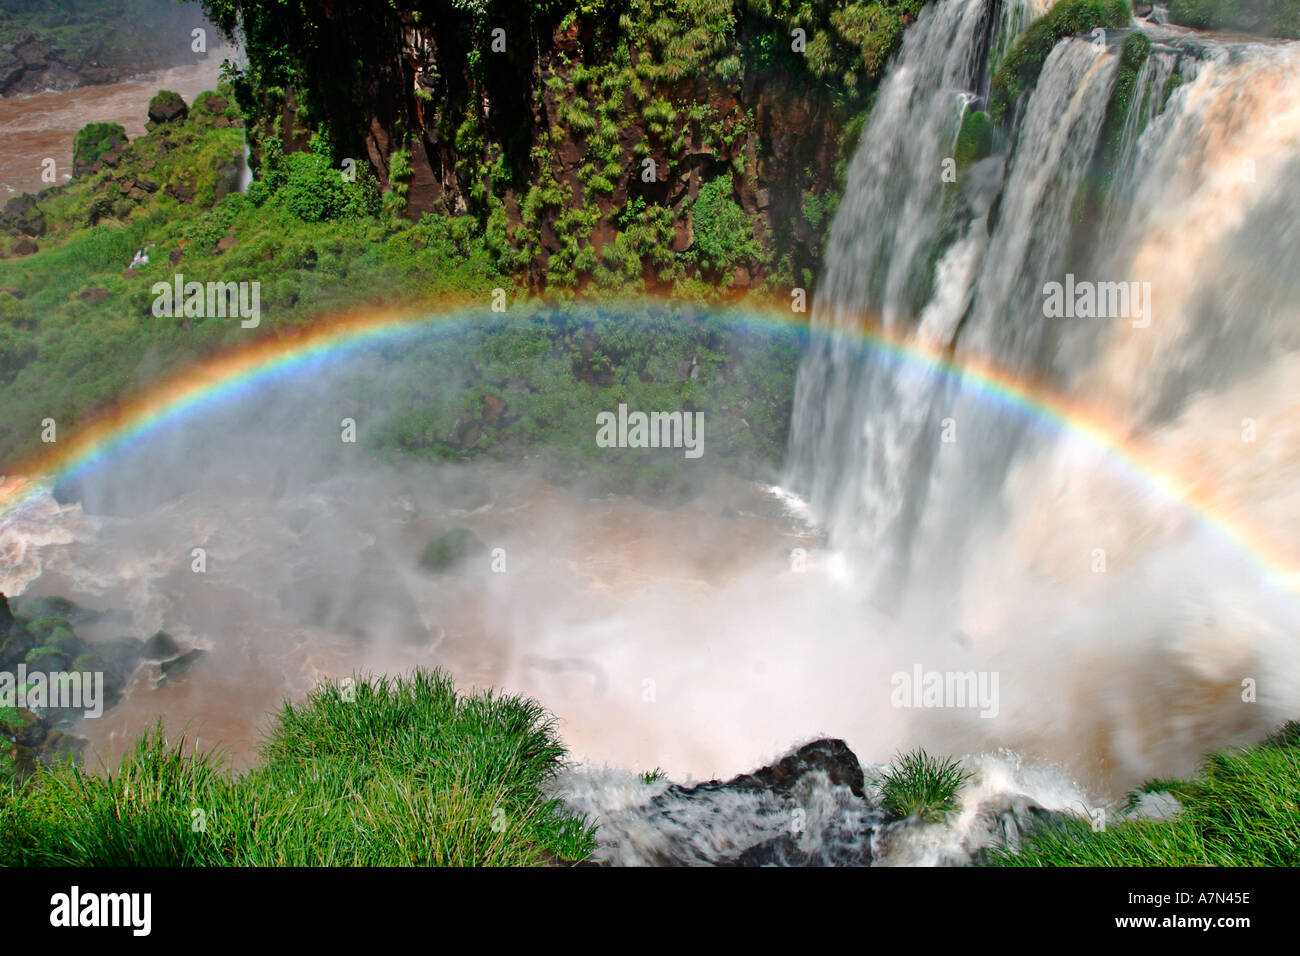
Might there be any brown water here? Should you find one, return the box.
[0,52,234,200]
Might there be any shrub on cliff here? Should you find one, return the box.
[989,0,1133,126]
[689,173,758,277]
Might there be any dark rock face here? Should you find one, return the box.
[157,648,207,687]
[665,739,878,866]
[141,631,181,660]
[674,738,867,801]
[0,194,46,237]
[571,738,885,867]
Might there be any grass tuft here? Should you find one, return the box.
[878,749,972,823]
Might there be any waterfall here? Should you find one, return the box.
[784,0,1300,780]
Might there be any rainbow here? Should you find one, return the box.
[2,297,1297,596]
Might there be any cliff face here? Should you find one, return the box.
[205,0,928,293]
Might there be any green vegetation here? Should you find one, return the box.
[989,0,1133,125]
[419,527,488,572]
[993,723,1300,866]
[878,749,972,823]
[954,108,994,171]
[354,305,801,494]
[1169,0,1300,38]
[71,122,127,170]
[688,173,759,277]
[1097,30,1152,186]
[0,669,595,866]
[194,0,931,294]
[0,81,801,484]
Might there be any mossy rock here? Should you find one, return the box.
[954,110,994,170]
[0,707,44,747]
[0,628,35,671]
[26,616,73,642]
[989,0,1134,126]
[70,653,106,674]
[418,528,488,573]
[22,596,80,618]
[23,647,72,672]
[72,122,127,171]
[95,636,144,679]
[147,89,189,125]
[45,627,81,656]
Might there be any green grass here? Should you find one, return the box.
[878,749,972,823]
[0,669,596,866]
[992,723,1300,866]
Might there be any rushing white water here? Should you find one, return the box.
[784,0,1300,810]
[4,0,1300,865]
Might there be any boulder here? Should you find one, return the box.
[147,89,189,126]
[141,630,180,660]
[0,193,45,237]
[581,738,882,866]
[157,648,206,687]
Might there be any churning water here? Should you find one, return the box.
[4,0,1300,864]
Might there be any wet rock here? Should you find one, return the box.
[141,631,180,660]
[157,648,206,686]
[575,739,883,866]
[96,635,144,675]
[38,729,86,766]
[674,738,867,800]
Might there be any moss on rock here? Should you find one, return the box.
[989,0,1133,126]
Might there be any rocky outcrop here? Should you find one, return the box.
[565,737,1083,866]
[147,89,189,126]
[0,194,46,237]
[0,593,207,780]
[0,1,217,96]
